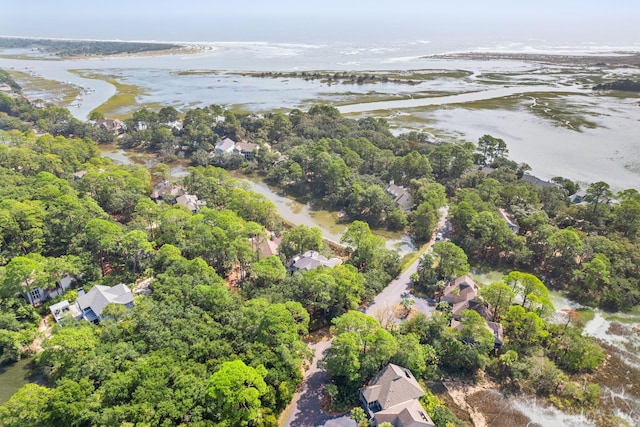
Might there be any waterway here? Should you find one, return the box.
[99,146,415,255]
[0,358,45,405]
[3,45,640,190]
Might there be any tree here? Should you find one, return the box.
[207,360,268,426]
[350,407,369,427]
[503,271,553,316]
[410,201,438,243]
[0,254,45,298]
[0,384,54,427]
[279,225,323,261]
[584,181,612,214]
[85,218,123,272]
[546,228,583,278]
[502,305,548,354]
[324,311,398,385]
[121,230,154,274]
[432,241,470,280]
[458,309,495,355]
[612,199,640,238]
[476,134,508,166]
[249,255,287,290]
[88,111,104,121]
[158,106,179,123]
[479,281,515,321]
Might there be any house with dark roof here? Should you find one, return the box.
[287,250,342,273]
[76,284,134,323]
[440,275,480,320]
[385,181,413,211]
[442,276,504,347]
[96,119,126,134]
[521,173,557,189]
[569,189,587,204]
[255,233,282,259]
[360,364,435,427]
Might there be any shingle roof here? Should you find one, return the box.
[76,284,133,319]
[363,364,424,410]
[289,250,342,271]
[235,142,258,152]
[214,138,236,153]
[362,364,434,427]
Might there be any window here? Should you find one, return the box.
[30,288,42,302]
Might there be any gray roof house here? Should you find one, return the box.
[76,284,134,323]
[214,137,236,154]
[176,194,207,213]
[521,173,557,189]
[385,181,413,211]
[73,170,88,180]
[569,189,587,204]
[360,363,435,427]
[288,250,342,273]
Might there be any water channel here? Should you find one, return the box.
[0,358,44,405]
[99,145,416,255]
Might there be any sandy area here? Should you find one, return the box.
[73,43,216,60]
[429,52,640,67]
[443,377,498,427]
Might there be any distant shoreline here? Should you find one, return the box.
[427,52,640,67]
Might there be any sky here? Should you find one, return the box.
[2,1,639,44]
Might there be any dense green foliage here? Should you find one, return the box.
[0,79,624,425]
[0,38,179,57]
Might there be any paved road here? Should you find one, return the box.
[282,206,450,427]
[366,205,450,322]
[282,338,356,427]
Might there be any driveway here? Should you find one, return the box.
[281,338,356,427]
[282,206,450,426]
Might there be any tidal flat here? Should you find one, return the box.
[3,48,640,189]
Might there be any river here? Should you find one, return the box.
[3,43,640,190]
[99,145,415,255]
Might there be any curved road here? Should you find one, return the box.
[366,205,449,321]
[282,206,449,427]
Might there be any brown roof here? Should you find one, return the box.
[441,276,480,320]
[235,142,258,153]
[256,234,282,258]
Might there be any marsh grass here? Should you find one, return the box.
[8,70,81,105]
[69,69,157,118]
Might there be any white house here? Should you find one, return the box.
[214,137,236,154]
[76,284,134,323]
[288,250,342,273]
[23,275,75,306]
